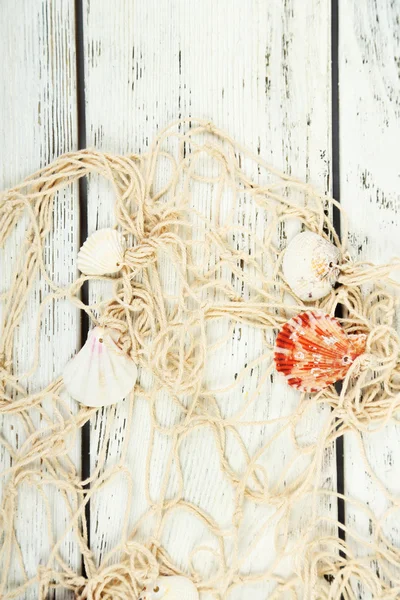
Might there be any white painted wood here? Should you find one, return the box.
[5,2,399,598]
[340,2,400,599]
[82,0,336,597]
[0,1,80,598]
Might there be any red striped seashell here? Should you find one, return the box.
[274,311,367,392]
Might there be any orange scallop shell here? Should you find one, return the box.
[274,311,367,392]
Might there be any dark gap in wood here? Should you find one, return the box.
[331,0,340,234]
[75,0,91,577]
[331,0,346,569]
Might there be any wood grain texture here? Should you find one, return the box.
[0,1,80,597]
[82,0,336,596]
[1,1,399,598]
[340,2,400,598]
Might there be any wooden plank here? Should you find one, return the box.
[82,0,336,596]
[340,1,400,598]
[0,1,80,598]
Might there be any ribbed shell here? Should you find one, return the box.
[77,228,125,275]
[138,576,199,600]
[282,231,340,301]
[274,311,366,392]
[63,327,137,407]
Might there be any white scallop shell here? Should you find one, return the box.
[77,228,125,275]
[63,327,137,407]
[282,231,340,301]
[138,576,199,600]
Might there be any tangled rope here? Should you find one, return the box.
[0,119,399,599]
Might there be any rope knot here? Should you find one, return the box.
[0,196,21,215]
[124,239,159,276]
[205,120,217,134]
[233,507,243,527]
[37,566,53,582]
[75,557,154,600]
[349,352,377,378]
[3,201,14,214]
[5,482,18,502]
[0,353,7,373]
[334,322,400,426]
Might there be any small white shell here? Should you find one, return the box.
[77,228,125,275]
[138,576,199,600]
[63,327,137,407]
[282,231,340,301]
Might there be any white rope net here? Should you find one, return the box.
[0,120,400,599]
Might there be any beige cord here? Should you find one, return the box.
[0,119,399,599]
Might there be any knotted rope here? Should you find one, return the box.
[0,119,399,599]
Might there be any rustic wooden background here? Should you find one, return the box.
[0,1,399,598]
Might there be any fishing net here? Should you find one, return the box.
[1,120,400,599]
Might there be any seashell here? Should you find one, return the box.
[77,228,125,275]
[274,310,367,392]
[138,576,199,600]
[282,231,341,301]
[63,326,137,407]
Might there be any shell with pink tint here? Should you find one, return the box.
[63,326,137,407]
[274,311,366,392]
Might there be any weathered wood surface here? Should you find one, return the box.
[83,0,335,597]
[0,0,398,598]
[340,2,400,599]
[0,0,80,598]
